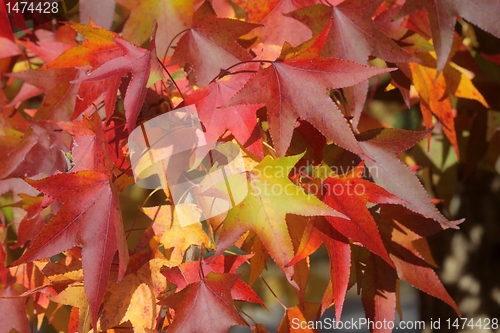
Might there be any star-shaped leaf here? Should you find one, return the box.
[162,273,247,333]
[185,63,263,158]
[170,0,260,87]
[72,37,151,131]
[227,35,393,157]
[286,0,416,63]
[11,171,129,329]
[215,153,343,283]
[399,0,500,71]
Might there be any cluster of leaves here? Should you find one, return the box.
[1,0,500,332]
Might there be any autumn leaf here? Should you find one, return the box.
[169,0,260,87]
[286,0,416,63]
[72,34,153,131]
[162,273,247,333]
[409,51,489,159]
[379,205,460,315]
[399,0,500,71]
[227,34,393,157]
[163,254,264,306]
[185,62,264,158]
[361,252,398,333]
[11,171,129,328]
[98,258,169,332]
[215,153,343,285]
[0,120,72,179]
[358,128,463,229]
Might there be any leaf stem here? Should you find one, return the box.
[211,59,274,83]
[156,56,186,102]
[259,274,287,309]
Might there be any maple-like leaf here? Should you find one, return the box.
[42,23,124,120]
[215,153,342,285]
[286,0,416,64]
[72,36,152,131]
[185,63,263,158]
[163,254,264,306]
[11,171,129,328]
[409,52,489,159]
[162,273,247,333]
[169,0,260,87]
[399,0,500,71]
[234,0,316,46]
[323,173,401,266]
[358,128,463,229]
[378,205,460,315]
[227,34,393,157]
[286,0,416,129]
[361,252,398,333]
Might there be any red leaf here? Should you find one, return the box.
[359,136,463,229]
[227,37,393,157]
[323,176,397,266]
[163,273,247,333]
[399,0,500,71]
[286,0,416,63]
[379,205,460,315]
[11,171,129,328]
[163,254,265,306]
[185,63,264,158]
[72,37,152,131]
[170,0,260,87]
[361,253,398,333]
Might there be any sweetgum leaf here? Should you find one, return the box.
[72,37,152,131]
[286,0,416,63]
[399,0,500,71]
[185,63,264,158]
[379,205,460,315]
[361,253,398,333]
[11,171,129,329]
[163,254,264,306]
[162,273,247,333]
[169,0,260,87]
[215,153,343,286]
[227,37,393,157]
[359,137,463,229]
